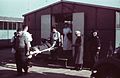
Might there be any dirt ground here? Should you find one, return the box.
[0,48,91,78]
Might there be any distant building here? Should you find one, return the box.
[23,1,120,68]
[0,16,23,48]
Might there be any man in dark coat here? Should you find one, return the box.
[13,28,30,76]
[89,30,101,70]
[73,31,83,70]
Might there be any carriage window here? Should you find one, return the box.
[13,22,17,30]
[0,21,23,39]
[4,22,7,30]
[0,21,3,29]
[9,22,12,30]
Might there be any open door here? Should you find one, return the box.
[41,15,51,39]
[72,12,84,64]
[116,12,120,48]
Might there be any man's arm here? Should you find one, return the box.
[24,36,30,55]
[51,40,57,48]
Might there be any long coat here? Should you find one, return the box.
[89,36,101,68]
[73,36,83,64]
[63,27,72,50]
[14,34,29,73]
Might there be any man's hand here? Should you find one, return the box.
[26,51,30,56]
[98,47,101,50]
[96,51,99,55]
[47,48,51,51]
[48,47,55,51]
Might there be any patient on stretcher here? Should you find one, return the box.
[28,38,57,58]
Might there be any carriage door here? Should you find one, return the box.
[116,12,120,48]
[72,12,84,63]
[41,14,51,39]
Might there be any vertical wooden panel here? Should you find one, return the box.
[41,15,51,39]
[97,8,116,58]
[72,12,84,64]
[116,12,120,47]
[97,8,115,29]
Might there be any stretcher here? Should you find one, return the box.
[28,47,55,59]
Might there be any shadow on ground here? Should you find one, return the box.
[0,70,89,78]
[0,49,91,78]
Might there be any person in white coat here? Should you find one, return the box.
[63,21,72,62]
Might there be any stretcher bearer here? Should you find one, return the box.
[22,25,33,67]
[22,25,33,48]
[11,25,33,54]
[50,24,62,60]
[13,28,30,76]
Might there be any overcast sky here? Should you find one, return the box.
[0,0,120,18]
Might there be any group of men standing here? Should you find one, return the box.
[11,21,101,76]
[50,21,101,71]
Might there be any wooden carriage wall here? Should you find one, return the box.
[23,1,120,67]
